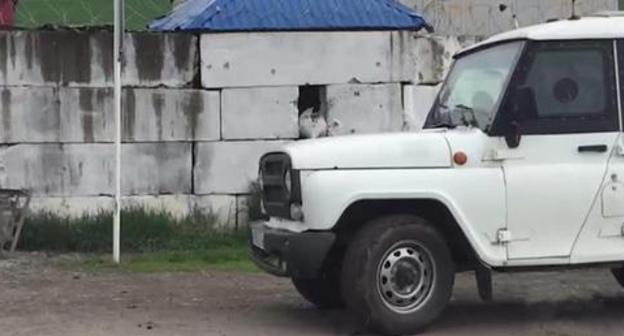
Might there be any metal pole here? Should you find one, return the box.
[113,0,123,264]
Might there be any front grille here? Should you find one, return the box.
[260,153,292,218]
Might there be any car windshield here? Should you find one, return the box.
[424,41,525,131]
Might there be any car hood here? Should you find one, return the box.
[282,131,452,170]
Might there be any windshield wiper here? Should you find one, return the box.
[428,121,456,129]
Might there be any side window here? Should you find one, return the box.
[505,41,618,135]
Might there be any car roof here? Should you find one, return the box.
[458,13,624,57]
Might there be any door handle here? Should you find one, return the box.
[578,145,608,153]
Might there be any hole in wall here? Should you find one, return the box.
[298,85,328,139]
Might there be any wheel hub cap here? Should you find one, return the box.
[377,243,435,314]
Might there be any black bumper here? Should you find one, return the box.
[250,223,336,279]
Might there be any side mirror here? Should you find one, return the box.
[504,87,538,149]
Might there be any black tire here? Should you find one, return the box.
[292,273,344,309]
[611,267,624,287]
[341,215,455,335]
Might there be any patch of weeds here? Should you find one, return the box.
[19,206,255,273]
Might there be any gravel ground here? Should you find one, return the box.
[2,253,624,336]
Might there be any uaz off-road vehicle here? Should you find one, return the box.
[251,13,624,335]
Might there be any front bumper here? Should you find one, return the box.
[250,221,336,279]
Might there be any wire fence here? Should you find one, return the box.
[15,0,171,30]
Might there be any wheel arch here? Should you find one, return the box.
[331,198,483,271]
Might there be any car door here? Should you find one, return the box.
[571,40,624,263]
[491,40,620,260]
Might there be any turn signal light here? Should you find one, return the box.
[453,151,468,166]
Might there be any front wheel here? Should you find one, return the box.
[341,215,455,335]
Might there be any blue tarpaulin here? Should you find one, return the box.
[149,0,430,32]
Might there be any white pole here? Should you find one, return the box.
[113,0,123,264]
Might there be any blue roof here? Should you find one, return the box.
[149,0,431,32]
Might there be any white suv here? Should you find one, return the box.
[251,14,624,335]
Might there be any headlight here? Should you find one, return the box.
[284,170,292,193]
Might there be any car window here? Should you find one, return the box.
[525,49,607,118]
[499,40,619,135]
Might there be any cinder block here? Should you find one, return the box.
[60,88,114,143]
[123,32,198,88]
[0,87,61,143]
[0,30,112,86]
[326,84,403,136]
[0,30,198,87]
[221,87,298,140]
[0,144,114,196]
[200,31,392,88]
[1,87,219,143]
[123,89,220,142]
[0,143,191,196]
[122,143,193,196]
[403,84,441,131]
[195,141,289,194]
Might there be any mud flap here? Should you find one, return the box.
[475,265,493,302]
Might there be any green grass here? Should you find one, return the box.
[71,247,259,273]
[15,0,172,31]
[20,207,257,273]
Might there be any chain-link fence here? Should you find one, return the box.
[15,0,171,30]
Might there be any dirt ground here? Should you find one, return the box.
[3,254,624,336]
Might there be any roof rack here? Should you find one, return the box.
[590,11,624,18]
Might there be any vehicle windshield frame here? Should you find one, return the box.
[424,40,527,132]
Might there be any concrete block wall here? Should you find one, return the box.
[0,29,468,229]
[399,0,617,36]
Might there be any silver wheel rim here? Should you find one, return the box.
[377,241,435,314]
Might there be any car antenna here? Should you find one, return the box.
[569,0,581,20]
